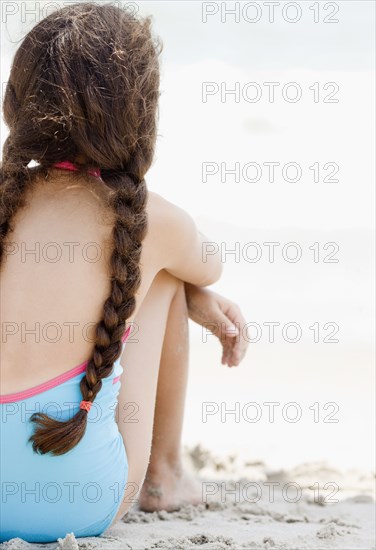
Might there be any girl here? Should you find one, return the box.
[0,2,248,542]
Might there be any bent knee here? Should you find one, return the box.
[149,269,184,301]
[153,268,183,288]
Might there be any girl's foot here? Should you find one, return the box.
[138,460,202,512]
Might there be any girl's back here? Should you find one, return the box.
[0,167,179,393]
[1,171,116,394]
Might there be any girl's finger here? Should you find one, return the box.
[223,302,247,328]
[208,308,238,339]
[221,339,233,365]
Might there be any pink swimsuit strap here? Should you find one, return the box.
[0,325,132,404]
[53,160,101,179]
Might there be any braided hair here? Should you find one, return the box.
[0,2,161,455]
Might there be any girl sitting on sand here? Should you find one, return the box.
[0,2,248,542]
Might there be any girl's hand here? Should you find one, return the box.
[184,283,248,367]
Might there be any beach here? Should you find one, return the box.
[1,447,374,550]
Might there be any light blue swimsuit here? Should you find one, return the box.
[0,328,130,543]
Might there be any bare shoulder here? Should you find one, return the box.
[142,191,176,271]
[146,190,197,239]
[143,189,222,287]
[146,190,180,222]
[144,190,198,258]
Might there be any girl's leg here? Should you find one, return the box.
[138,274,201,512]
[113,270,198,523]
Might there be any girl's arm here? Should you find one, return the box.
[148,191,223,287]
[184,283,249,367]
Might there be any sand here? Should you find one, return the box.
[1,447,374,550]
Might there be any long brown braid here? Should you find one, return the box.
[0,3,161,455]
